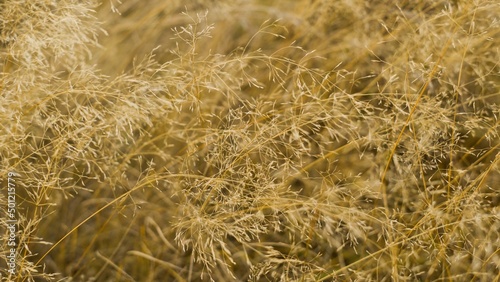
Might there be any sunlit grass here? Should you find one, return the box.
[1,0,499,281]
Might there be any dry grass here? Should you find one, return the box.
[1,0,499,281]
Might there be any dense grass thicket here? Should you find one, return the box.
[1,0,499,281]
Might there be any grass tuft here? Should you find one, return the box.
[1,0,499,281]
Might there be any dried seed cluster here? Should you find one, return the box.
[1,0,498,281]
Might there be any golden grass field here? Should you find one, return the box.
[1,0,499,281]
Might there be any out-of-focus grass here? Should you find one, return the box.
[1,0,499,281]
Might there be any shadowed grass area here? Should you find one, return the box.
[1,0,499,281]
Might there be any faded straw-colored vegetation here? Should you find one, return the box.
[1,0,499,281]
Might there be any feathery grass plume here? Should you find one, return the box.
[1,0,499,281]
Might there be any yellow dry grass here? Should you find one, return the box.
[1,0,499,281]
